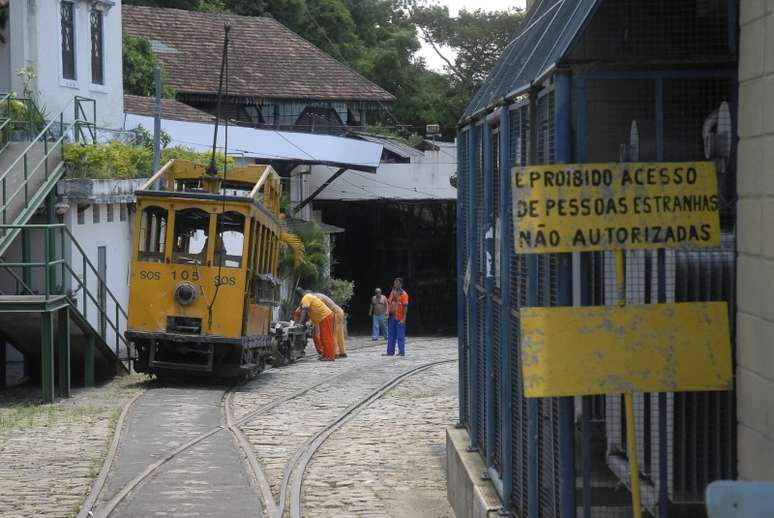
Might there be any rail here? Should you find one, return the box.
[0,95,96,229]
[0,223,130,360]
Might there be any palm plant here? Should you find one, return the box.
[278,222,330,318]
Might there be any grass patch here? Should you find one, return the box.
[0,403,105,432]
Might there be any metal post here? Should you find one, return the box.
[57,306,70,398]
[483,116,496,469]
[47,194,56,293]
[0,337,6,389]
[576,78,593,518]
[84,334,95,387]
[22,228,31,293]
[526,89,540,518]
[498,105,514,513]
[655,76,669,518]
[40,311,55,403]
[98,246,107,339]
[468,123,481,451]
[44,227,50,297]
[152,65,162,176]
[555,71,576,518]
[115,304,120,357]
[23,153,28,207]
[457,129,467,425]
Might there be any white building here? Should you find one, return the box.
[1,0,124,128]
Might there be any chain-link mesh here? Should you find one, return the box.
[568,0,733,63]
[493,295,502,473]
[458,129,469,425]
[509,105,530,515]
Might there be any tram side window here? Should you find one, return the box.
[172,208,210,265]
[138,206,167,263]
[215,211,245,268]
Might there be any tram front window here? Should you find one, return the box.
[215,211,245,268]
[138,206,167,263]
[172,208,211,265]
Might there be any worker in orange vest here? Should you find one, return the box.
[313,291,347,358]
[296,287,336,361]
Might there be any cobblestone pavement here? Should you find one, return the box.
[233,336,458,517]
[1,337,458,518]
[0,374,146,518]
[301,358,457,518]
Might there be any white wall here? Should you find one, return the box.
[307,142,457,202]
[0,19,10,92]
[736,0,774,480]
[8,0,124,129]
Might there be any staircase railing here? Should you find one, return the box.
[0,223,130,361]
[0,96,96,249]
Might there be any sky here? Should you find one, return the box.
[417,0,527,72]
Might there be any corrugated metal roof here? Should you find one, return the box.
[123,114,383,172]
[462,0,600,121]
[351,133,424,159]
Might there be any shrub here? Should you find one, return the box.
[63,141,233,179]
[326,278,355,309]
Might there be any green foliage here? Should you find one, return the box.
[278,222,329,290]
[122,34,176,98]
[132,124,172,149]
[277,221,330,318]
[325,277,355,309]
[63,141,233,179]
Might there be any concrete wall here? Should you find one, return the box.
[0,18,10,92]
[736,0,774,481]
[58,179,143,355]
[308,142,457,202]
[8,0,124,129]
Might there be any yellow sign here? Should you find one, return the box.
[512,162,721,253]
[520,302,732,397]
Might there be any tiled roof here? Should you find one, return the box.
[122,5,395,103]
[123,95,215,123]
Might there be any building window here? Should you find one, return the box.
[90,8,105,85]
[61,1,76,80]
[77,204,88,225]
[106,204,114,222]
[92,204,100,224]
[119,204,127,221]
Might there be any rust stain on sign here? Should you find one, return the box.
[520,302,732,398]
[512,161,721,253]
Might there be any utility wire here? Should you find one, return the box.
[207,24,231,329]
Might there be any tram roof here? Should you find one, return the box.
[124,114,384,173]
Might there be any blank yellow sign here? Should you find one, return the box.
[520,302,732,397]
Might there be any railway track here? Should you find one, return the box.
[79,342,455,518]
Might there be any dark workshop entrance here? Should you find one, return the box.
[316,200,456,336]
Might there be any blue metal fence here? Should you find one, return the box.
[457,69,738,517]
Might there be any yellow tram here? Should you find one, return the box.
[126,159,285,377]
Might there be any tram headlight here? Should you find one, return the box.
[174,282,197,306]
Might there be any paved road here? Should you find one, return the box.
[89,336,458,518]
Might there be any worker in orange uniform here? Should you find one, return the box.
[314,292,347,359]
[385,277,409,357]
[296,287,336,361]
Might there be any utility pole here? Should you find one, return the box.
[152,65,161,175]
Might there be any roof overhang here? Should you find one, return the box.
[124,114,383,173]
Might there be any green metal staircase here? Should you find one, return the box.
[0,95,129,402]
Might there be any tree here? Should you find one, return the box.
[122,34,176,98]
[122,0,524,137]
[411,4,525,98]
